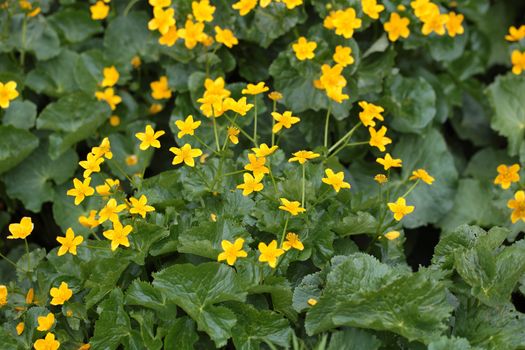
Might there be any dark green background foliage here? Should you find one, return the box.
[1,0,525,349]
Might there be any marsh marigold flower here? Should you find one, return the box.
[384,13,410,42]
[358,101,384,127]
[223,97,253,116]
[368,126,392,152]
[374,174,388,184]
[170,144,203,167]
[227,127,240,144]
[103,220,133,251]
[292,37,317,61]
[150,76,172,100]
[410,168,435,184]
[384,231,400,240]
[98,198,126,224]
[96,179,120,196]
[322,168,351,192]
[192,0,215,22]
[333,45,354,67]
[252,143,278,157]
[282,0,303,9]
[131,55,142,68]
[242,82,269,95]
[159,26,179,47]
[149,103,163,115]
[79,210,99,229]
[307,298,317,306]
[282,232,304,251]
[50,282,72,305]
[129,195,155,218]
[214,26,238,48]
[148,7,175,35]
[16,322,24,335]
[272,111,300,133]
[511,50,525,75]
[279,198,306,215]
[446,12,464,37]
[34,333,60,350]
[421,8,448,36]
[232,0,257,16]
[135,125,165,150]
[8,217,33,239]
[0,285,7,307]
[508,191,525,223]
[218,238,248,265]
[175,115,201,139]
[325,8,362,39]
[95,88,121,110]
[376,153,402,170]
[149,0,171,7]
[101,66,119,87]
[237,173,264,196]
[90,1,109,20]
[37,313,55,332]
[245,154,269,177]
[361,0,384,19]
[79,153,104,178]
[258,240,284,268]
[0,81,19,109]
[388,197,415,221]
[67,178,95,205]
[268,91,283,101]
[56,228,83,256]
[92,137,113,159]
[505,25,525,42]
[177,19,206,49]
[289,150,320,164]
[315,64,349,103]
[494,164,520,189]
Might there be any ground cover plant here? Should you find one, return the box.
[1,0,525,349]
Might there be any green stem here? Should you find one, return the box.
[324,105,332,149]
[212,117,221,152]
[110,159,137,187]
[268,164,278,194]
[20,16,28,66]
[253,97,258,147]
[271,101,276,147]
[223,169,245,177]
[123,0,139,16]
[401,179,420,198]
[301,163,306,208]
[330,141,368,158]
[223,114,255,143]
[328,122,362,154]
[0,252,17,268]
[24,238,30,272]
[279,217,289,246]
[193,134,220,156]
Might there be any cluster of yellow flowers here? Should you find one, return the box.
[94,66,122,111]
[232,0,302,16]
[506,25,525,75]
[18,0,41,17]
[494,164,525,223]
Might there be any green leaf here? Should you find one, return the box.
[332,211,377,237]
[428,336,478,350]
[327,328,382,350]
[2,100,37,130]
[84,257,130,309]
[138,170,185,209]
[9,15,61,60]
[90,289,131,350]
[74,50,110,94]
[130,221,170,265]
[36,92,110,159]
[0,125,39,175]
[3,147,78,212]
[0,328,18,350]
[486,74,525,156]
[432,225,486,270]
[49,8,103,43]
[248,276,297,322]
[153,262,247,347]
[164,317,199,350]
[127,311,163,350]
[305,254,454,344]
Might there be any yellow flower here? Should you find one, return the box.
[90,1,109,20]
[67,178,95,205]
[79,210,99,229]
[446,12,464,37]
[333,45,354,67]
[56,228,83,256]
[410,0,434,19]
[37,313,55,332]
[421,9,448,36]
[0,81,19,109]
[177,19,206,49]
[289,150,320,164]
[126,154,139,166]
[282,232,304,251]
[494,164,520,189]
[322,168,351,192]
[135,125,165,150]
[0,285,7,307]
[511,50,525,75]
[103,220,133,251]
[79,152,104,178]
[307,298,317,306]
[214,26,238,48]
[92,137,113,159]
[16,322,24,335]
[244,154,269,177]
[223,97,254,116]
[175,115,201,139]
[101,66,119,87]
[150,76,172,100]
[279,198,306,216]
[327,8,362,39]
[272,111,300,133]
[26,288,34,304]
[7,217,34,239]
[374,174,388,184]
[95,88,122,110]
[281,0,303,9]
[50,282,73,305]
[129,195,155,218]
[409,168,435,185]
[292,37,317,61]
[258,240,284,268]
[98,199,126,224]
[505,25,525,42]
[268,91,283,101]
[148,7,175,35]
[159,25,179,47]
[358,101,384,127]
[508,190,525,223]
[237,173,264,196]
[149,0,171,7]
[251,143,278,157]
[109,115,120,126]
[19,0,32,10]
[227,127,240,144]
[260,0,272,7]
[384,231,400,240]
[218,238,248,265]
[170,144,203,167]
[376,153,402,170]
[192,0,215,22]
[96,178,120,196]
[242,82,269,95]
[78,344,91,350]
[34,333,60,350]
[368,126,392,152]
[361,0,384,19]
[387,197,415,221]
[131,55,142,68]
[384,12,410,41]
[232,0,257,16]
[149,103,163,115]
[316,64,349,103]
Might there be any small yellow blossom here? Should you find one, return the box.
[92,137,113,159]
[322,168,351,192]
[37,313,55,332]
[149,103,163,115]
[237,173,264,196]
[232,0,257,16]
[0,81,19,109]
[149,0,171,7]
[446,12,464,37]
[78,344,91,350]
[170,144,203,167]
[244,154,269,178]
[268,91,283,101]
[388,197,415,221]
[494,164,520,189]
[508,190,525,223]
[175,115,201,139]
[242,82,269,95]
[505,25,525,42]
[214,26,238,48]
[315,64,349,103]
[129,195,155,218]
[333,45,354,67]
[177,19,207,49]
[192,0,215,22]
[384,231,400,240]
[376,153,402,170]
[325,8,362,39]
[16,322,24,335]
[218,238,248,265]
[384,12,410,41]
[511,50,525,75]
[282,0,303,9]
[421,9,448,36]
[252,144,278,157]
[410,169,435,185]
[79,153,104,178]
[34,333,60,350]
[0,285,7,307]
[282,232,304,251]
[307,298,317,306]
[90,1,109,20]
[103,220,133,251]
[131,56,142,69]
[258,240,284,268]
[79,210,99,229]
[374,174,388,184]
[150,76,172,100]
[126,155,139,166]
[96,178,120,196]
[95,88,122,110]
[272,111,300,133]
[223,97,254,116]
[227,127,240,144]
[67,178,95,205]
[8,216,34,239]
[135,125,165,150]
[361,0,384,20]
[26,288,34,304]
[109,115,120,126]
[279,198,306,216]
[159,26,179,47]
[289,150,320,164]
[50,282,73,305]
[98,198,127,224]
[292,37,317,61]
[101,66,119,87]
[358,101,384,127]
[148,7,175,35]
[56,228,83,256]
[368,126,392,152]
